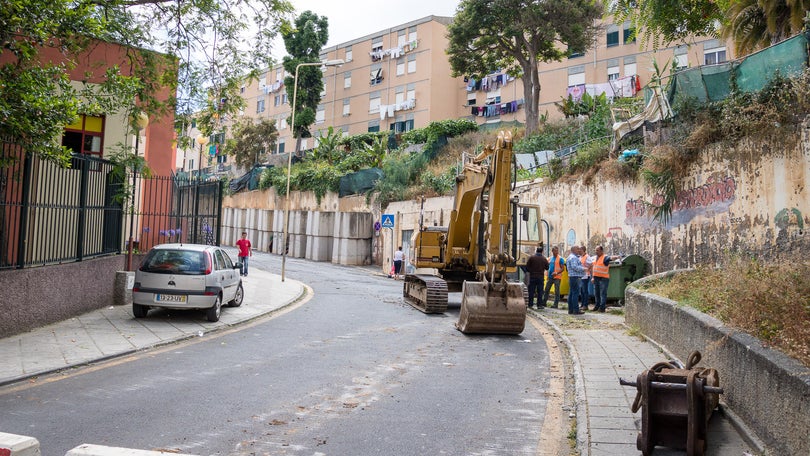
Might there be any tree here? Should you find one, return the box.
[0,0,294,164]
[447,0,603,136]
[610,0,725,49]
[228,118,279,169]
[721,0,810,54]
[281,11,330,154]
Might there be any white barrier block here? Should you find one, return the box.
[0,432,40,456]
[65,444,198,456]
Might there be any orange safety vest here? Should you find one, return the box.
[592,254,610,278]
[550,256,565,279]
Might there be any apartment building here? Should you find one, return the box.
[231,15,731,161]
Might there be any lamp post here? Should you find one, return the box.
[281,59,344,281]
[196,134,210,180]
[126,111,149,271]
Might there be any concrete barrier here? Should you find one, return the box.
[0,432,39,456]
[65,444,197,456]
[625,272,810,456]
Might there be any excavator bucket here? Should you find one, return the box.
[456,281,526,334]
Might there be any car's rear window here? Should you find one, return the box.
[140,249,206,275]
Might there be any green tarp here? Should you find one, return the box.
[668,33,809,108]
[339,167,383,197]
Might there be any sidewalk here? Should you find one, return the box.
[529,305,761,456]
[0,269,306,387]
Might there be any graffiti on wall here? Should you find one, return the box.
[626,176,737,229]
[775,207,804,233]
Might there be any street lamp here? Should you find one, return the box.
[126,111,149,271]
[196,134,210,180]
[281,59,344,281]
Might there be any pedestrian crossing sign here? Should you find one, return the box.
[381,214,395,228]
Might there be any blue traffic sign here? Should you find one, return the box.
[381,214,395,228]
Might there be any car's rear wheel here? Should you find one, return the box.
[229,283,244,307]
[206,294,222,322]
[133,303,149,318]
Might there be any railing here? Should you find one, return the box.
[0,139,223,270]
[0,143,123,269]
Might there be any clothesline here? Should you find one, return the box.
[380,99,416,120]
[465,73,515,92]
[469,98,525,117]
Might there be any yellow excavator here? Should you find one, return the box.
[403,131,542,334]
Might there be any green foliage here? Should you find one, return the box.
[228,118,279,169]
[312,126,344,165]
[568,138,611,174]
[282,11,330,141]
[721,0,808,54]
[418,167,456,195]
[446,0,602,135]
[1,0,293,164]
[611,0,724,49]
[547,157,565,181]
[641,155,677,225]
[400,119,478,146]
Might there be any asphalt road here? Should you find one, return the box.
[0,252,557,455]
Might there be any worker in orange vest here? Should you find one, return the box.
[592,245,620,312]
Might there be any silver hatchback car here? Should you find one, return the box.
[132,243,244,322]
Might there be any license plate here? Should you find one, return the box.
[156,294,187,303]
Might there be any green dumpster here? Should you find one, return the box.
[607,254,648,303]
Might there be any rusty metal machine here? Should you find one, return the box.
[620,351,723,456]
[404,131,542,334]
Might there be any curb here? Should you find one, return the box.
[527,307,590,454]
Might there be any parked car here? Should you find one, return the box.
[132,243,243,322]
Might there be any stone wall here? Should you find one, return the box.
[625,275,810,456]
[0,255,144,338]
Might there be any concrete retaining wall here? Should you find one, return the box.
[625,273,810,456]
[223,207,373,266]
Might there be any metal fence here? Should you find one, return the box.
[0,140,223,270]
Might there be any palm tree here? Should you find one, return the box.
[722,0,809,54]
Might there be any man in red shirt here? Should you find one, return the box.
[236,231,252,276]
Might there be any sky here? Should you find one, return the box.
[274,0,462,57]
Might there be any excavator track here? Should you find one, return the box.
[403,274,449,314]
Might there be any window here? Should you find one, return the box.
[390,117,414,133]
[397,60,405,76]
[370,65,383,85]
[282,93,288,105]
[467,92,477,106]
[315,105,325,124]
[607,58,620,81]
[344,72,352,88]
[278,140,285,154]
[372,36,383,52]
[345,46,352,62]
[395,87,405,105]
[407,55,416,73]
[398,29,407,47]
[62,114,105,158]
[257,99,265,113]
[408,26,417,42]
[368,120,380,132]
[704,46,727,65]
[277,116,287,130]
[189,158,195,171]
[674,45,689,69]
[568,47,585,58]
[406,83,416,102]
[623,22,636,44]
[369,91,381,113]
[606,24,619,47]
[624,63,637,76]
[568,66,585,87]
[343,98,351,116]
[274,95,281,106]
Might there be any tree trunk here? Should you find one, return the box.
[521,60,543,136]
